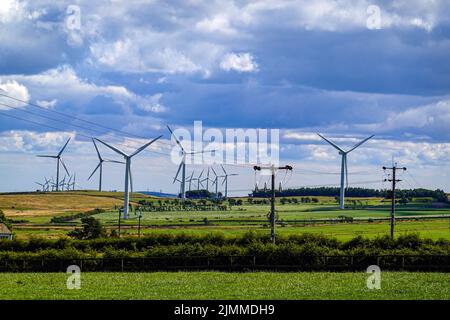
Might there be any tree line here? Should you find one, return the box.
[251,187,449,202]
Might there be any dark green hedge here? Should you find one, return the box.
[0,233,448,256]
[0,233,448,271]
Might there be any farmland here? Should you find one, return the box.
[1,191,449,240]
[0,272,448,300]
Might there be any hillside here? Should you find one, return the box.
[0,191,153,218]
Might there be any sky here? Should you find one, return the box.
[0,0,449,195]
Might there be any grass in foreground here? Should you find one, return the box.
[0,272,448,300]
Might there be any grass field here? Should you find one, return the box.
[2,191,450,240]
[0,272,448,300]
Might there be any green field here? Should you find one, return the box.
[2,191,450,240]
[0,272,448,300]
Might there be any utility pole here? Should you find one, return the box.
[253,164,293,244]
[383,165,406,239]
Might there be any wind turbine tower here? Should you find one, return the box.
[95,135,162,219]
[317,133,374,209]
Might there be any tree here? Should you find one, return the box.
[68,217,105,239]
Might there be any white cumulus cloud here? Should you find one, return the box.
[220,52,258,73]
[0,80,30,109]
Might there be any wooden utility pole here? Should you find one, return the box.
[254,164,293,244]
[383,165,406,239]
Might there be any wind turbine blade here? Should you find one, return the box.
[167,125,185,153]
[222,177,226,186]
[130,135,162,157]
[173,162,183,184]
[187,149,216,155]
[229,174,239,177]
[88,162,101,180]
[60,159,70,176]
[317,133,344,153]
[104,159,125,164]
[94,138,128,157]
[221,165,227,175]
[211,167,217,177]
[347,135,374,153]
[36,155,57,158]
[92,138,102,161]
[58,138,71,157]
[198,169,204,179]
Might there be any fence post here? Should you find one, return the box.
[121,259,124,272]
[401,256,405,269]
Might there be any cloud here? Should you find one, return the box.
[0,65,166,115]
[135,93,166,113]
[0,80,30,109]
[220,52,258,73]
[357,98,450,140]
[0,130,75,153]
[36,99,57,109]
[196,15,238,35]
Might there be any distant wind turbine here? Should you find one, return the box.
[37,138,71,192]
[317,133,374,209]
[88,138,124,192]
[94,135,162,219]
[221,165,238,198]
[167,125,212,202]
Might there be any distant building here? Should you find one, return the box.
[0,223,12,240]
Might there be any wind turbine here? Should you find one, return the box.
[37,138,71,192]
[94,135,162,219]
[35,182,45,192]
[211,167,220,198]
[167,125,211,202]
[88,138,124,192]
[187,171,195,192]
[220,165,238,198]
[196,169,205,190]
[204,167,211,192]
[317,133,374,209]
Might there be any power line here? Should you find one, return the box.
[0,92,174,147]
[0,110,171,158]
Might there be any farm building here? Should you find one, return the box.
[0,223,12,240]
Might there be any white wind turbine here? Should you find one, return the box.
[220,165,238,198]
[88,138,124,192]
[167,125,211,202]
[210,167,221,198]
[37,138,71,192]
[317,133,374,209]
[94,135,162,219]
